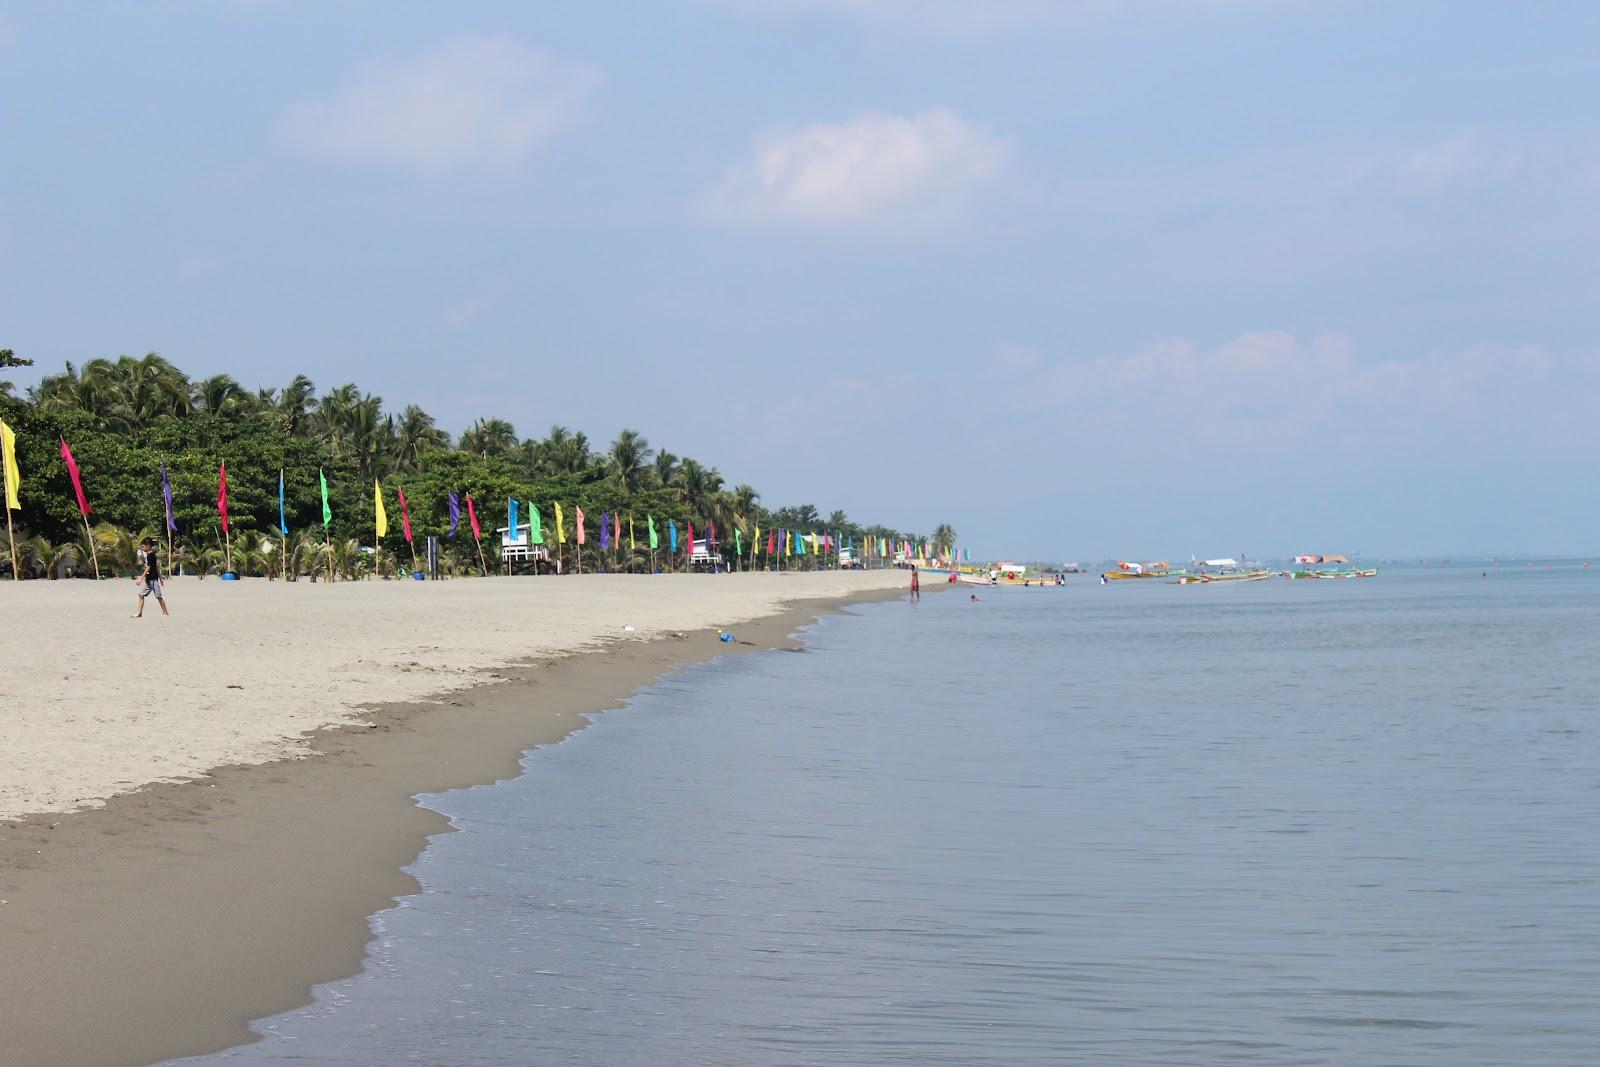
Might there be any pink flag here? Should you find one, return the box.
[467,494,481,541]
[58,438,91,517]
[575,506,586,545]
[218,462,230,533]
[613,512,620,546]
[398,487,413,543]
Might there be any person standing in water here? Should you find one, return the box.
[910,565,920,602]
[133,536,169,618]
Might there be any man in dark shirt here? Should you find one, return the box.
[133,537,170,618]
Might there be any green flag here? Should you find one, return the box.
[735,527,742,555]
[529,501,543,544]
[648,515,659,550]
[319,469,332,526]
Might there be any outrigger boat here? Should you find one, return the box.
[1102,561,1182,581]
[1286,554,1377,579]
[961,562,1065,587]
[1173,557,1272,584]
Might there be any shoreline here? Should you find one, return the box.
[0,584,907,1067]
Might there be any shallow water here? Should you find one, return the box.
[178,566,1600,1065]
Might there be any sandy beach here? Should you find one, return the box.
[0,571,916,1067]
[0,571,910,820]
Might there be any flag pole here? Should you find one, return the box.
[82,513,101,580]
[475,532,488,577]
[224,525,233,575]
[5,507,16,581]
[325,526,334,582]
[167,525,174,580]
[281,532,287,582]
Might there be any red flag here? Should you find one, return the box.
[686,520,694,555]
[768,530,775,555]
[58,437,91,517]
[708,519,716,545]
[218,462,229,533]
[575,506,586,545]
[398,487,413,543]
[467,494,481,541]
[613,512,620,546]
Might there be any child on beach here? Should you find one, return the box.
[133,537,169,618]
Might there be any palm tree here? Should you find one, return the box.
[191,373,254,420]
[274,375,318,437]
[533,425,592,475]
[931,523,957,557]
[458,417,518,459]
[391,405,449,474]
[608,429,653,493]
[651,450,679,490]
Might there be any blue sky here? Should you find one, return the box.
[3,1,1599,559]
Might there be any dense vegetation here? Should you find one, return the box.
[0,350,956,579]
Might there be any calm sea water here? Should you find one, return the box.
[178,566,1600,1065]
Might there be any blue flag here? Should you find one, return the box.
[508,498,519,542]
[599,511,611,551]
[447,492,460,539]
[669,520,678,552]
[278,469,289,535]
[161,460,176,533]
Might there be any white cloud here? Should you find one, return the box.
[275,34,600,173]
[1397,132,1522,192]
[701,108,1012,228]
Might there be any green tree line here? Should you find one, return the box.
[0,350,954,578]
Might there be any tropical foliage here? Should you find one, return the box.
[0,351,957,578]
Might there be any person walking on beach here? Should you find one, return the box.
[910,565,920,602]
[133,537,169,618]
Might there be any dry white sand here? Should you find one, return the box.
[0,570,912,819]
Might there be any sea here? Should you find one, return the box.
[175,564,1600,1066]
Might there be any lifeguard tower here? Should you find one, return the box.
[497,522,553,574]
[689,536,722,573]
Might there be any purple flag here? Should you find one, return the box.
[161,460,176,532]
[599,511,611,551]
[447,492,460,539]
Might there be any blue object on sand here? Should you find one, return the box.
[719,631,735,643]
[220,571,240,581]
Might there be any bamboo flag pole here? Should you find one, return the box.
[81,513,100,580]
[1,419,17,580]
[325,527,334,583]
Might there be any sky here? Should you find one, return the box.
[3,0,1600,560]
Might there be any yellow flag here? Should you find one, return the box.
[0,419,19,511]
[555,502,566,544]
[629,515,636,551]
[753,525,760,554]
[374,480,388,537]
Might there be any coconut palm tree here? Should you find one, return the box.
[651,450,679,490]
[273,375,318,437]
[931,523,957,557]
[191,374,255,420]
[608,429,653,493]
[458,417,518,460]
[391,405,449,474]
